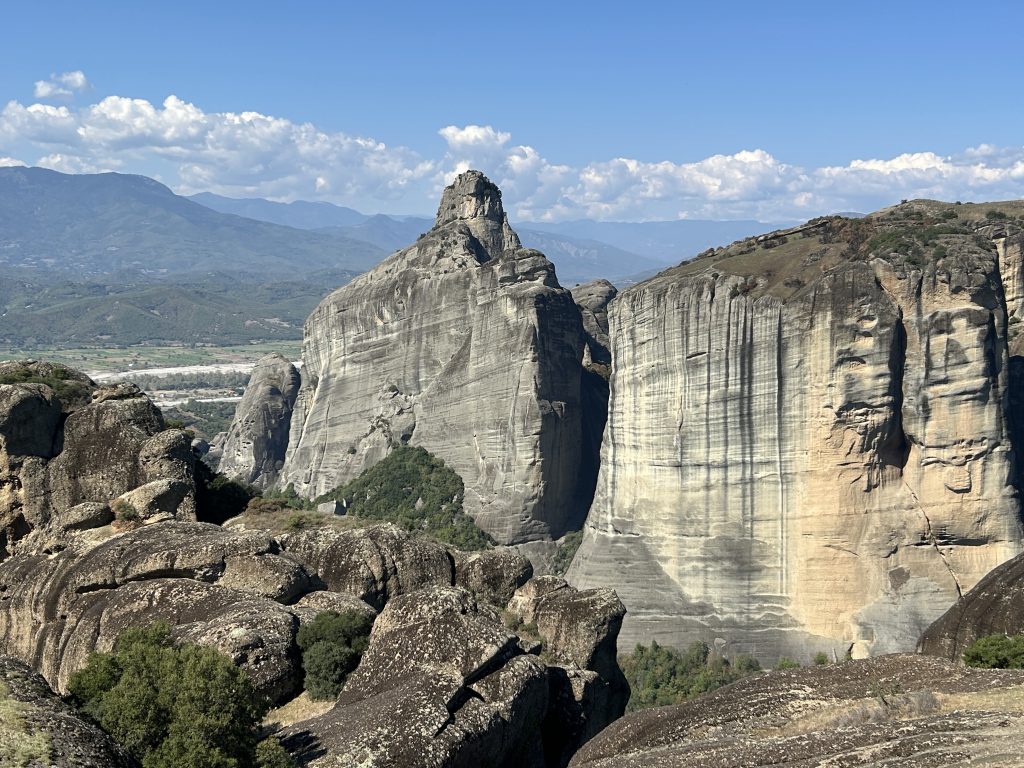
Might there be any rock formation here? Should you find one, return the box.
[918,548,1024,660]
[569,202,1024,660]
[217,353,301,489]
[569,655,1024,767]
[571,279,617,368]
[276,171,593,545]
[0,655,135,767]
[0,362,196,559]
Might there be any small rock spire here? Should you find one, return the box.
[435,170,505,227]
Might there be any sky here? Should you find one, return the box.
[2,1,1024,221]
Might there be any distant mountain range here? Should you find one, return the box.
[190,191,782,285]
[0,167,384,281]
[0,166,784,348]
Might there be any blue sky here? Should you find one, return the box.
[2,1,1023,220]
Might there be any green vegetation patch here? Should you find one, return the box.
[297,611,374,701]
[0,680,52,767]
[963,634,1024,669]
[551,529,584,576]
[162,399,238,439]
[68,622,285,768]
[316,445,494,550]
[620,640,761,711]
[0,363,93,408]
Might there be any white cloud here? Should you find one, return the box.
[0,156,25,167]
[0,94,436,208]
[6,84,1024,220]
[33,70,91,100]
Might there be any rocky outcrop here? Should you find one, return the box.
[218,354,300,489]
[0,655,135,767]
[0,364,197,559]
[919,549,1024,660]
[283,586,550,768]
[453,547,534,607]
[571,279,617,368]
[570,203,1024,660]
[507,575,629,760]
[278,171,593,545]
[0,522,308,701]
[569,654,1024,767]
[280,524,455,610]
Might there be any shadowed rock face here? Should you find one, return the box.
[0,655,135,767]
[278,171,592,545]
[569,654,1024,768]
[218,353,300,489]
[919,549,1024,660]
[571,279,617,367]
[569,205,1024,660]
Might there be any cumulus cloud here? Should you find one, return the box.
[0,156,25,167]
[5,84,1024,220]
[0,94,435,207]
[33,71,91,100]
[437,125,1024,221]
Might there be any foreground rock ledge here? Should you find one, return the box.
[570,654,1024,767]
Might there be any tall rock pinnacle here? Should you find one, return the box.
[268,171,593,547]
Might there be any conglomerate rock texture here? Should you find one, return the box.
[569,201,1024,660]
[569,654,1024,767]
[277,171,592,545]
[217,353,301,489]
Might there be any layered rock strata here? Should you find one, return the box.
[277,171,592,544]
[569,202,1024,659]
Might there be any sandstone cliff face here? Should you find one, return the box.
[569,202,1024,660]
[279,171,591,544]
[217,353,300,488]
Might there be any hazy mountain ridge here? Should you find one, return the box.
[0,167,384,280]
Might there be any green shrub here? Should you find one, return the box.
[296,611,373,701]
[68,622,271,768]
[620,640,761,711]
[316,445,493,550]
[813,651,829,666]
[255,737,298,768]
[986,210,1009,221]
[551,529,584,576]
[111,499,140,523]
[963,634,1024,669]
[263,483,314,511]
[0,364,92,409]
[775,656,800,670]
[284,512,322,532]
[194,462,256,525]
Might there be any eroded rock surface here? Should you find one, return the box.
[571,279,617,367]
[283,586,549,768]
[0,522,306,701]
[280,524,454,610]
[278,171,592,544]
[570,203,1024,659]
[0,655,135,767]
[218,354,301,489]
[0,365,197,559]
[569,654,1024,767]
[919,549,1024,660]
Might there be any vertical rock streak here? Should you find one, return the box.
[570,245,1024,659]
